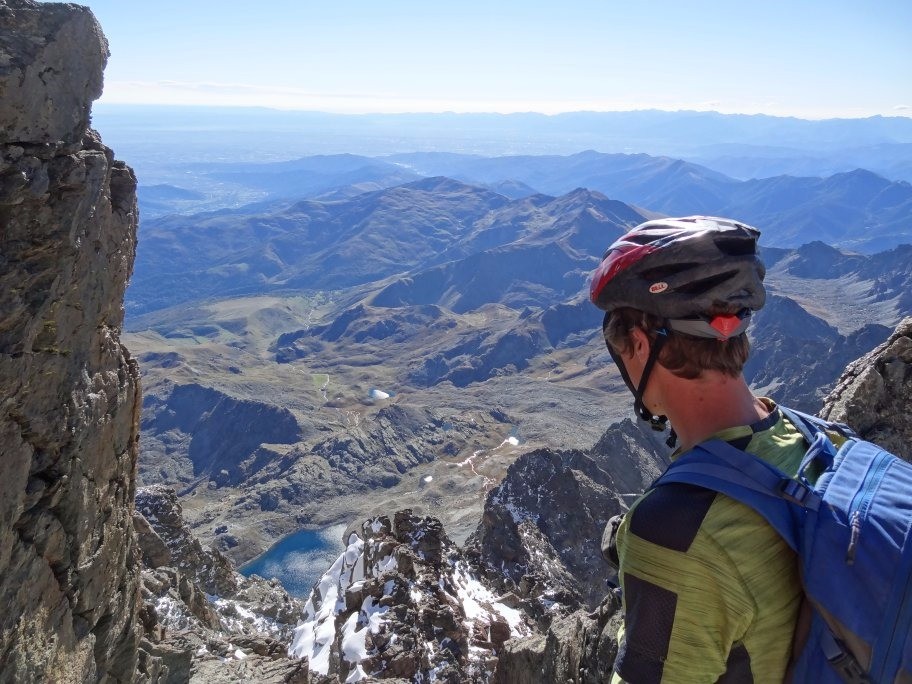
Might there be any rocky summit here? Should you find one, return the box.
[278,420,666,682]
[133,486,310,683]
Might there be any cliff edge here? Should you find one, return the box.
[0,1,142,680]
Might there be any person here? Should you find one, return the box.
[589,216,836,683]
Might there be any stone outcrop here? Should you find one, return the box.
[494,597,622,684]
[821,316,912,461]
[289,511,531,682]
[134,486,310,683]
[0,1,141,680]
[471,420,665,612]
[136,486,238,597]
[286,505,624,684]
[472,448,620,612]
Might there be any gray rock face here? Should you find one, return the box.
[136,486,239,597]
[0,0,107,144]
[821,316,912,461]
[589,418,668,495]
[139,383,302,486]
[494,599,622,684]
[0,1,141,681]
[471,419,665,612]
[472,448,620,612]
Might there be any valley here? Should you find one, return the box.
[126,184,912,581]
[126,291,634,565]
[117,119,912,591]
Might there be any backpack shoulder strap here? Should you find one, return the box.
[655,439,821,553]
[779,405,859,442]
[778,405,857,475]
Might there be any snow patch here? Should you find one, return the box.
[340,595,389,680]
[288,534,365,674]
[503,500,537,525]
[448,561,528,642]
[208,595,284,636]
[377,554,398,574]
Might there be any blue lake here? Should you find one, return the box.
[239,524,346,598]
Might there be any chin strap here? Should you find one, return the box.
[604,314,670,433]
[636,327,670,432]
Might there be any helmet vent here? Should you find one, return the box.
[640,263,699,281]
[675,270,737,294]
[714,235,756,256]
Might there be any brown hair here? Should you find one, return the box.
[603,307,750,379]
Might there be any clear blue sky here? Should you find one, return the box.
[57,0,912,118]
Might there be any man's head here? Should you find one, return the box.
[602,306,751,380]
[589,216,766,425]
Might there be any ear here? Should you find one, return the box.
[628,326,651,361]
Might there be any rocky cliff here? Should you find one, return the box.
[280,420,665,682]
[0,1,141,680]
[821,316,912,461]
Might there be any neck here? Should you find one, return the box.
[652,368,768,451]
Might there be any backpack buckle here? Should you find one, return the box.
[822,631,870,683]
[778,478,814,506]
[828,652,870,684]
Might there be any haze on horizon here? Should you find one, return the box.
[58,0,912,120]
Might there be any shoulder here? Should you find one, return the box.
[626,482,718,553]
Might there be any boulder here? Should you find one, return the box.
[0,0,107,144]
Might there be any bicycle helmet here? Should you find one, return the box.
[589,216,766,433]
[590,215,765,326]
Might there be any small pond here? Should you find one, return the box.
[239,524,346,598]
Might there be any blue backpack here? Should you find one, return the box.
[654,406,912,683]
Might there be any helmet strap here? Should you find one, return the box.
[603,313,669,432]
[636,326,669,431]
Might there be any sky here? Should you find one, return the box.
[57,0,912,119]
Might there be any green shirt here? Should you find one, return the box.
[611,400,827,683]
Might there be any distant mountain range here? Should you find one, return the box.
[129,175,912,400]
[127,178,644,315]
[95,105,912,179]
[386,153,912,251]
[138,151,911,251]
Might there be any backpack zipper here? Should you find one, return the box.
[844,451,892,563]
